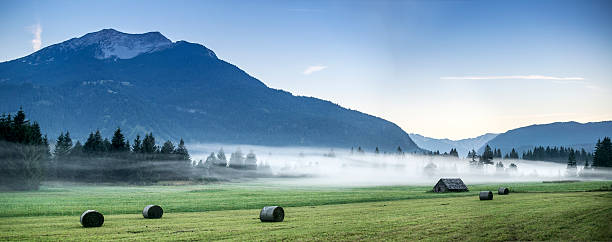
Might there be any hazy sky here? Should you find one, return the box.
[1,0,611,140]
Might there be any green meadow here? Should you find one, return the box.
[1,180,611,241]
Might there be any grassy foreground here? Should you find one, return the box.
[1,180,610,217]
[1,181,611,241]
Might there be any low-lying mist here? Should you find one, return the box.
[190,143,612,187]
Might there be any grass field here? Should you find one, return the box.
[1,180,611,241]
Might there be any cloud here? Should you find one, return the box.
[303,65,327,75]
[29,23,42,51]
[440,75,584,81]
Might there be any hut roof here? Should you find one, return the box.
[438,178,468,190]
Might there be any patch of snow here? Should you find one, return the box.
[60,29,172,60]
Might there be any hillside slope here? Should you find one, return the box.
[0,29,419,151]
[479,121,612,155]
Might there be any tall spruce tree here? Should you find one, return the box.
[449,148,459,157]
[567,150,576,168]
[480,145,494,164]
[509,148,519,159]
[142,133,156,153]
[53,132,73,159]
[132,135,142,153]
[161,140,175,154]
[110,127,127,152]
[175,138,190,161]
[593,137,612,168]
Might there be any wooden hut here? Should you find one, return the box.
[433,178,468,192]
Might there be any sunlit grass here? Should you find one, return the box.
[0,180,610,217]
[1,191,610,241]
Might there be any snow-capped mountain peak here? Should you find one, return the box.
[61,28,172,59]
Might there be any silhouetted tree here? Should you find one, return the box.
[54,132,73,159]
[593,137,612,168]
[132,135,142,153]
[449,148,459,157]
[141,133,156,153]
[480,145,494,164]
[110,127,127,152]
[175,138,190,161]
[160,140,175,154]
[509,148,519,159]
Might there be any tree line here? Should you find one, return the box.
[522,146,592,164]
[50,127,192,183]
[0,108,194,190]
[0,108,50,190]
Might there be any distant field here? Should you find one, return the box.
[1,180,611,241]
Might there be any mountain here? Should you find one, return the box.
[0,29,420,152]
[408,133,498,158]
[479,121,612,155]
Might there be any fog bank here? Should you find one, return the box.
[189,143,611,187]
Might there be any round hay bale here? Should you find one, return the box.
[498,187,509,195]
[80,210,104,227]
[143,205,163,219]
[260,206,284,222]
[479,191,493,200]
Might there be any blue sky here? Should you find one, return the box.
[1,0,611,139]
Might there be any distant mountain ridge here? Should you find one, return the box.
[479,121,612,156]
[409,133,498,157]
[0,29,420,152]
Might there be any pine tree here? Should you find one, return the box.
[54,132,73,159]
[217,148,227,165]
[593,137,612,168]
[110,127,127,152]
[175,138,190,161]
[132,135,142,153]
[480,145,494,164]
[449,148,459,157]
[229,148,244,168]
[102,138,112,152]
[567,150,576,168]
[94,130,104,151]
[161,140,175,154]
[12,107,27,143]
[205,152,218,167]
[141,133,156,153]
[64,132,73,150]
[509,148,519,159]
[83,132,95,153]
[0,108,49,190]
[54,132,65,157]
